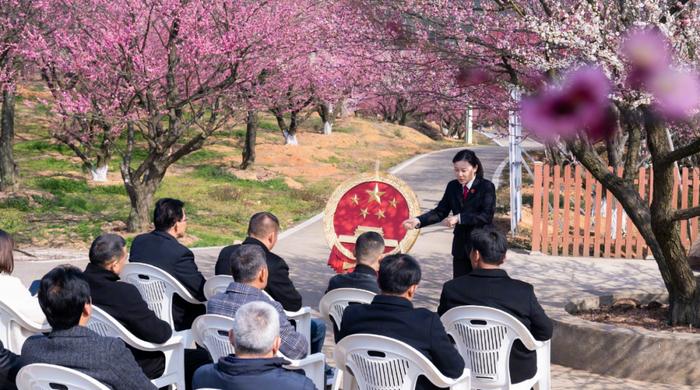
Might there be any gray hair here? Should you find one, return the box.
[233,301,280,355]
[230,244,267,283]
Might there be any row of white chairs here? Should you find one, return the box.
[2,262,550,390]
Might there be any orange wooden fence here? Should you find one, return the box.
[531,162,700,258]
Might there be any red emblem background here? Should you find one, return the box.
[324,173,420,273]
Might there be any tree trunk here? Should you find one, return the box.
[317,102,334,135]
[123,163,165,232]
[644,107,700,326]
[284,111,300,145]
[241,110,257,169]
[0,89,17,192]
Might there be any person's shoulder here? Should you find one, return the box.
[508,276,535,292]
[476,177,495,189]
[447,179,461,188]
[192,362,218,385]
[278,367,316,389]
[218,244,239,258]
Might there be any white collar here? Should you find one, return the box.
[464,178,475,190]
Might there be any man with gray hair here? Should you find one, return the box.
[207,244,308,359]
[193,301,315,390]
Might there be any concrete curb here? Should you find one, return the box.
[552,291,700,386]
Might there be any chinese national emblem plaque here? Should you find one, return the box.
[323,171,421,273]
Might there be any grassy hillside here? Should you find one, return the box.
[2,82,468,249]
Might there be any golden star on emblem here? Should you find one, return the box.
[389,197,398,208]
[366,183,385,204]
[375,209,385,219]
[360,208,369,219]
[350,194,360,205]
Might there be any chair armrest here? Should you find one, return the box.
[286,307,312,354]
[426,367,471,389]
[284,352,326,390]
[120,334,185,352]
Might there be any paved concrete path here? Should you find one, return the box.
[14,145,692,389]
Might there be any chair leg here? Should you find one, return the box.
[332,369,343,390]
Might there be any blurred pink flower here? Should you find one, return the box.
[521,66,611,141]
[622,27,671,89]
[649,69,700,119]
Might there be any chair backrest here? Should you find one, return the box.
[120,263,201,328]
[440,305,538,388]
[318,288,376,330]
[335,334,461,390]
[0,299,50,353]
[203,275,234,301]
[192,314,235,362]
[16,363,110,390]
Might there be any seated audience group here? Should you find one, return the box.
[0,197,552,389]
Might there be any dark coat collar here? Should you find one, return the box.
[152,230,177,241]
[371,294,413,308]
[353,264,378,276]
[242,237,271,254]
[84,263,119,282]
[49,325,98,338]
[217,355,290,376]
[469,268,509,278]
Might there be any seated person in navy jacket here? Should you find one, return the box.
[193,301,315,390]
[130,198,206,330]
[338,254,464,390]
[326,231,383,294]
[21,265,155,390]
[0,340,19,390]
[438,227,553,385]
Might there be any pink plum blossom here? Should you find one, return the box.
[649,69,700,119]
[521,66,611,141]
[621,27,672,89]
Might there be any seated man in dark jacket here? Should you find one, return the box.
[83,234,172,379]
[21,265,156,390]
[338,254,464,390]
[130,198,206,330]
[193,301,314,390]
[326,231,383,294]
[0,341,19,390]
[437,227,553,385]
[216,212,326,361]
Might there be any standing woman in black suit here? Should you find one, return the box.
[403,149,496,278]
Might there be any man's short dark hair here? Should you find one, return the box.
[38,265,91,330]
[355,232,385,264]
[89,234,126,266]
[378,254,421,295]
[230,244,267,283]
[153,198,185,231]
[470,227,507,264]
[247,212,279,238]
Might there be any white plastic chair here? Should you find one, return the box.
[120,263,204,347]
[334,333,471,390]
[261,290,312,355]
[203,275,234,300]
[192,314,326,390]
[319,288,376,331]
[440,305,551,390]
[87,306,186,389]
[16,363,110,390]
[0,298,50,354]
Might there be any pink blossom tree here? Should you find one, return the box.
[26,0,318,231]
[360,0,700,325]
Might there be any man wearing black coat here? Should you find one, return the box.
[83,234,173,379]
[215,212,301,312]
[438,227,553,385]
[338,254,464,390]
[325,231,383,295]
[130,198,206,330]
[0,340,19,390]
